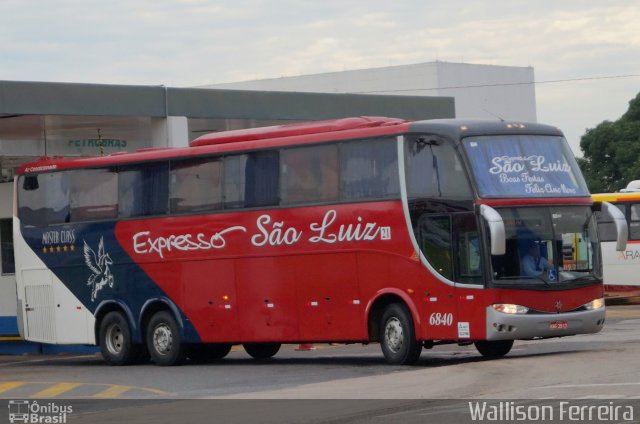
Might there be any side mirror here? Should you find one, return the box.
[480,204,505,255]
[599,201,628,251]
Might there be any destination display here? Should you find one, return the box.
[462,135,589,198]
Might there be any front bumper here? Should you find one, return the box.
[485,306,606,340]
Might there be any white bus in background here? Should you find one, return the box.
[593,181,640,299]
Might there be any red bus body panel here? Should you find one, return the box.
[114,201,436,343]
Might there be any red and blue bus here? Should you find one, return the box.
[13,117,626,365]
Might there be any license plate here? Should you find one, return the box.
[549,320,568,330]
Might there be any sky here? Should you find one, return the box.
[2,0,640,156]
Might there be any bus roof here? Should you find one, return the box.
[16,117,413,175]
[15,117,564,175]
[190,116,408,147]
[408,119,564,139]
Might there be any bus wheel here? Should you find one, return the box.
[243,343,281,359]
[379,303,422,365]
[147,311,186,366]
[189,343,232,362]
[474,340,514,358]
[99,311,139,366]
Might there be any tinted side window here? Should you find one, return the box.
[281,145,338,204]
[18,172,70,226]
[224,155,247,209]
[453,213,483,284]
[415,214,453,280]
[630,204,640,241]
[224,151,279,209]
[0,218,14,275]
[118,163,169,218]
[246,151,279,207]
[70,168,118,221]
[595,203,625,242]
[405,136,472,199]
[170,158,223,213]
[340,138,399,200]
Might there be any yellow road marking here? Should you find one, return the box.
[93,385,131,398]
[30,382,81,398]
[0,380,172,398]
[0,381,25,394]
[0,354,99,367]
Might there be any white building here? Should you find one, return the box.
[206,61,537,123]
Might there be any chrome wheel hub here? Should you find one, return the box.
[152,324,173,355]
[385,317,404,353]
[105,324,123,355]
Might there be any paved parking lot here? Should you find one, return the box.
[0,304,638,400]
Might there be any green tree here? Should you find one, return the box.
[578,92,640,193]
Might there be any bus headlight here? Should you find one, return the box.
[491,304,529,314]
[584,298,605,310]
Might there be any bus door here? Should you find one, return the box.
[414,214,458,339]
[20,269,56,343]
[452,213,486,340]
[20,269,92,344]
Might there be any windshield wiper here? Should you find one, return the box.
[563,275,600,284]
[513,274,552,287]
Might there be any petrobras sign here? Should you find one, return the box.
[2,135,146,157]
[53,137,147,156]
[67,138,128,150]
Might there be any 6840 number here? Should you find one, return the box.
[429,312,453,326]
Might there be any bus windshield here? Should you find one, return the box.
[490,206,601,286]
[462,135,589,198]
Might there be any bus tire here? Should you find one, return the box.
[146,311,186,366]
[379,303,422,365]
[474,340,514,358]
[243,343,281,359]
[189,343,232,362]
[99,311,140,366]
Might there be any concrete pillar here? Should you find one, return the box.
[151,116,189,148]
[0,182,17,330]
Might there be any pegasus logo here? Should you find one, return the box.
[83,237,114,302]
